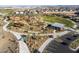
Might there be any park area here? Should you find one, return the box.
[42,15,75,28]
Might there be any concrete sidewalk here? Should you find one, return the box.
[19,41,30,53]
[38,38,54,52]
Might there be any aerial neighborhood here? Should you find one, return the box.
[0,5,79,53]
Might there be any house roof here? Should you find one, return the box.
[51,23,64,28]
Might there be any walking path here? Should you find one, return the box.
[3,18,30,53]
[19,41,30,53]
[38,38,54,52]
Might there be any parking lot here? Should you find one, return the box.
[43,32,79,53]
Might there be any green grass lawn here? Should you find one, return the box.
[42,15,74,27]
[0,9,14,15]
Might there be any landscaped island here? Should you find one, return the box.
[70,38,79,49]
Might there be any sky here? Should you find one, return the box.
[0,0,79,5]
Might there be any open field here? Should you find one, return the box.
[42,15,74,27]
[0,9,14,15]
